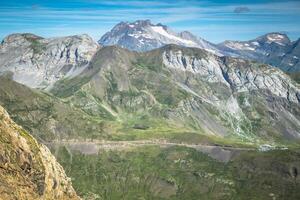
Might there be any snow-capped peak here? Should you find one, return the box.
[98,20,220,54]
[258,33,290,46]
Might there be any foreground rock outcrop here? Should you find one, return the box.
[0,105,80,200]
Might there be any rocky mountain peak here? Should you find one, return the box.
[0,33,99,88]
[257,32,291,45]
[98,20,219,53]
[3,33,43,41]
[1,33,43,47]
[218,32,300,72]
[133,19,152,26]
[110,20,153,32]
[179,31,198,41]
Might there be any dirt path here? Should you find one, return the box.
[47,139,256,163]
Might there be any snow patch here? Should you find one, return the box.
[151,26,197,46]
[266,34,286,45]
[128,33,153,39]
[225,42,255,51]
[267,34,284,41]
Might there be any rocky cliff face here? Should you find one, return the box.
[162,46,299,103]
[0,33,99,88]
[161,46,300,139]
[0,105,79,200]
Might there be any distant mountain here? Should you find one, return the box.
[49,45,300,141]
[218,33,300,72]
[2,43,298,141]
[98,20,220,54]
[1,28,299,92]
[0,33,99,88]
[99,22,300,72]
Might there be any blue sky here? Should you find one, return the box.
[1,0,300,43]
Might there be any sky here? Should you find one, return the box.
[1,0,300,43]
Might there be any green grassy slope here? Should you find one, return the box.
[48,45,300,143]
[54,145,300,200]
[0,77,118,141]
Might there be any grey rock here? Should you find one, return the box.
[0,33,99,88]
[218,33,300,72]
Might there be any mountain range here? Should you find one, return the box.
[99,20,300,73]
[218,33,300,72]
[0,20,299,141]
[1,20,300,199]
[1,20,299,91]
[0,34,299,141]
